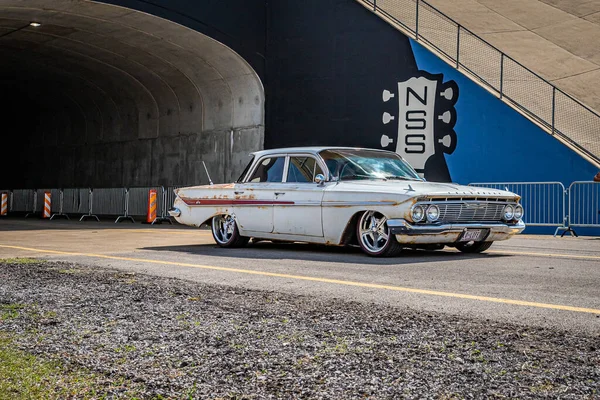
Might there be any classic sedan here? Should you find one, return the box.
[169,147,525,257]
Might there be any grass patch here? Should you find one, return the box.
[0,334,149,399]
[0,258,44,265]
[0,304,25,321]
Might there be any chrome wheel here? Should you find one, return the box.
[356,211,401,257]
[212,214,236,245]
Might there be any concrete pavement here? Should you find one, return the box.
[1,217,599,334]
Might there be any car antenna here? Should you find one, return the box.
[202,161,214,185]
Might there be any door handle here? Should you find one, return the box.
[275,192,286,196]
[234,191,244,195]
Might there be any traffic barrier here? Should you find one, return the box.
[79,189,99,221]
[128,186,171,224]
[468,182,567,233]
[50,189,69,220]
[1,192,8,216]
[164,186,182,222]
[147,189,157,223]
[89,188,133,223]
[559,181,600,237]
[56,188,91,220]
[42,191,51,219]
[11,189,35,215]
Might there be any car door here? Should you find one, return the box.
[272,154,325,237]
[233,155,286,233]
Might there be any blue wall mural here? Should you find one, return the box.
[407,39,598,188]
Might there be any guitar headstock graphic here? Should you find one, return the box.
[380,72,459,182]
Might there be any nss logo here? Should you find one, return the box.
[380,71,458,182]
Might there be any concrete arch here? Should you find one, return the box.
[0,0,264,188]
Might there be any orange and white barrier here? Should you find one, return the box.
[146,189,157,223]
[42,191,51,219]
[1,193,7,216]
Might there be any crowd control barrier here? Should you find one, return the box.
[468,182,567,234]
[165,186,182,221]
[127,187,171,224]
[560,181,600,237]
[89,188,132,223]
[5,180,596,235]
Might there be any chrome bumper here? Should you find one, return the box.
[387,219,526,244]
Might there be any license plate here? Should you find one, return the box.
[459,229,483,242]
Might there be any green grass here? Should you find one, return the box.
[0,334,149,399]
[0,304,25,321]
[0,258,44,265]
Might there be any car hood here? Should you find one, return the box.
[329,180,518,199]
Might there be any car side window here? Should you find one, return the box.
[287,156,324,183]
[248,157,286,183]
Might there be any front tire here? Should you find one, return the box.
[211,214,249,248]
[356,211,402,257]
[455,241,493,253]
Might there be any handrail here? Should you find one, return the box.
[360,0,600,166]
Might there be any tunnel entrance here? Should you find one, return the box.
[0,0,264,189]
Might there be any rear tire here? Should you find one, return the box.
[455,241,493,253]
[356,211,402,257]
[211,214,249,248]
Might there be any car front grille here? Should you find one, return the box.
[436,202,506,223]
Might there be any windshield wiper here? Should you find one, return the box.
[385,176,418,181]
[340,174,386,181]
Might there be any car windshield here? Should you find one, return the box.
[319,149,422,182]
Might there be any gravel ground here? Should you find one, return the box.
[1,260,599,399]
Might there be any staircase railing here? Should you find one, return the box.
[358,0,600,167]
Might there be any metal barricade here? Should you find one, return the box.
[54,188,92,220]
[89,188,133,223]
[10,189,35,214]
[563,181,600,237]
[164,186,182,222]
[468,182,567,233]
[127,186,171,224]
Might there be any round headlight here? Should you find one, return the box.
[514,204,524,220]
[503,205,515,220]
[411,205,425,222]
[426,205,440,222]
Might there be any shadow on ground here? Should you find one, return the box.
[142,240,508,266]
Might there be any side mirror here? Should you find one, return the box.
[314,174,325,185]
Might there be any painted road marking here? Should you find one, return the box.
[1,244,599,315]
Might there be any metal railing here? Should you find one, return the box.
[561,182,600,237]
[0,187,175,225]
[2,183,598,236]
[468,182,567,229]
[360,0,600,165]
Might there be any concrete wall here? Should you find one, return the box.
[1,0,267,189]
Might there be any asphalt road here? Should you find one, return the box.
[1,217,599,335]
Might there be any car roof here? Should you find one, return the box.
[250,146,394,158]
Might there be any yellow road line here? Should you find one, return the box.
[1,244,599,315]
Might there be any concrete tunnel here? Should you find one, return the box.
[1,0,265,189]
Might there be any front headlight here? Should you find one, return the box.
[503,205,515,220]
[411,205,425,222]
[426,205,440,222]
[514,204,524,220]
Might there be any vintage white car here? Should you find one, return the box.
[169,147,525,257]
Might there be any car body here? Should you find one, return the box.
[169,147,525,256]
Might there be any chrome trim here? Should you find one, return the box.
[387,219,526,236]
[412,200,520,224]
[168,208,181,217]
[322,200,399,207]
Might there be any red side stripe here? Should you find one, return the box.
[181,198,294,206]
